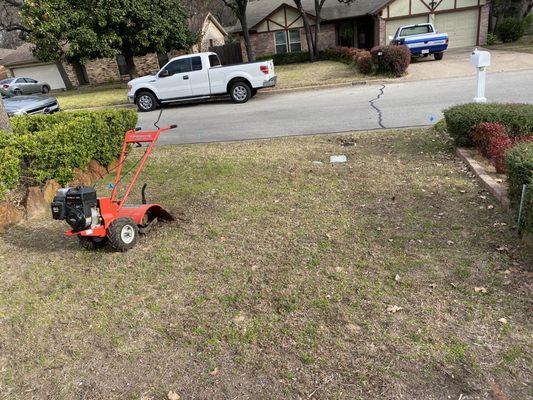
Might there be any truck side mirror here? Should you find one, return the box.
[159,69,170,78]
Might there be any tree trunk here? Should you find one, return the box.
[124,53,138,80]
[313,0,324,60]
[239,16,254,62]
[55,60,74,91]
[294,0,315,61]
[0,100,12,133]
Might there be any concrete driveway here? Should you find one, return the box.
[404,47,533,81]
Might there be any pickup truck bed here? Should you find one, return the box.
[127,52,276,112]
[391,23,449,60]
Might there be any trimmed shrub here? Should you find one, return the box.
[505,142,533,233]
[356,51,373,74]
[0,147,21,198]
[257,51,310,65]
[486,33,498,45]
[496,17,524,43]
[321,47,363,64]
[472,122,508,157]
[370,45,411,77]
[443,103,533,147]
[0,109,137,198]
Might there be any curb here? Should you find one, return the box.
[64,103,135,112]
[260,79,391,95]
[456,148,510,210]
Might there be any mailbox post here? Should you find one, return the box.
[469,48,491,103]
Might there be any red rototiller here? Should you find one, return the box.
[51,123,177,251]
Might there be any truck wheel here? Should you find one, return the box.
[107,217,139,252]
[251,88,258,98]
[78,236,108,250]
[136,91,158,112]
[434,52,444,61]
[230,82,251,103]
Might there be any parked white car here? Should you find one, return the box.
[127,52,276,112]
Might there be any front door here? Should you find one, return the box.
[154,57,194,100]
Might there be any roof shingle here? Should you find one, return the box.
[232,0,390,32]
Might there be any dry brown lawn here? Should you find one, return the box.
[0,128,531,399]
[273,60,363,90]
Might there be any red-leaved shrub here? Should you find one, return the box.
[472,122,508,157]
[487,134,514,173]
[487,133,533,173]
[370,45,411,77]
[356,51,373,74]
[322,47,363,64]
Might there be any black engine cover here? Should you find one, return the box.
[51,186,98,231]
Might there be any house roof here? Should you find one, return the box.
[232,0,391,32]
[0,43,40,67]
[0,48,16,62]
[190,12,228,36]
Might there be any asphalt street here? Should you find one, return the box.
[136,69,533,145]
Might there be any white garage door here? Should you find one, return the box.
[435,9,479,48]
[385,16,428,43]
[12,64,66,90]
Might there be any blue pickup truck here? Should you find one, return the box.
[391,23,449,60]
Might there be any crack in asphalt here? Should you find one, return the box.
[369,84,386,129]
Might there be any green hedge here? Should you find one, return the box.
[505,142,533,234]
[443,103,533,147]
[257,51,311,65]
[0,109,137,198]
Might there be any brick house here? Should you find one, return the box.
[232,0,490,60]
[0,12,227,90]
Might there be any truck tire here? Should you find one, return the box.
[230,82,252,103]
[78,236,108,250]
[107,217,139,252]
[434,52,444,61]
[251,88,258,98]
[136,91,158,112]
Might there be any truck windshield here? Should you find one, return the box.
[399,25,433,37]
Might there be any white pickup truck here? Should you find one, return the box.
[127,52,276,112]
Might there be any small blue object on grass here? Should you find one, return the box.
[107,183,115,189]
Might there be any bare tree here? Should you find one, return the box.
[311,0,327,59]
[293,0,327,60]
[0,0,29,35]
[293,0,316,61]
[221,0,253,61]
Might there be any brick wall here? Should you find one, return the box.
[84,58,122,85]
[244,22,337,59]
[83,53,161,85]
[248,31,276,58]
[478,4,490,45]
[62,62,79,86]
[134,53,160,76]
[377,17,386,46]
[317,23,336,50]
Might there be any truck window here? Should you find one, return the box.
[399,25,434,37]
[165,58,192,75]
[191,56,202,71]
[209,54,221,67]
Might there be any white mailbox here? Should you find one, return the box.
[470,49,491,68]
[470,48,491,103]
